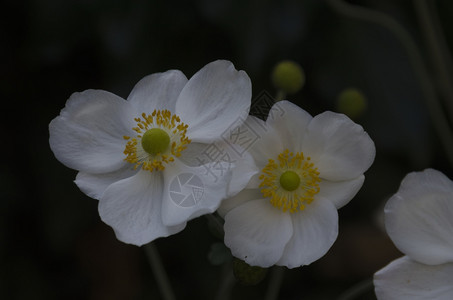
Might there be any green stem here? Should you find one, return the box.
[264,266,285,300]
[413,0,453,121]
[337,278,374,300]
[328,0,453,167]
[205,213,225,238]
[215,262,235,300]
[143,243,176,300]
[275,90,286,102]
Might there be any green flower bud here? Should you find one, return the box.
[232,258,267,286]
[336,88,367,119]
[271,60,305,94]
[207,242,232,266]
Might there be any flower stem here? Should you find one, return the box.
[337,278,374,300]
[205,213,225,234]
[215,262,235,300]
[328,0,453,167]
[413,0,453,121]
[264,266,285,300]
[275,90,286,102]
[143,242,176,300]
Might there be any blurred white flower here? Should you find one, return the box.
[218,101,375,268]
[49,60,254,246]
[374,169,453,300]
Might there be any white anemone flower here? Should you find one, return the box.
[218,100,375,268]
[374,169,453,299]
[49,60,254,246]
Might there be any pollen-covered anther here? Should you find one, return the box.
[123,109,191,172]
[259,149,321,213]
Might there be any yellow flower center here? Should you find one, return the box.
[123,110,191,172]
[259,149,321,213]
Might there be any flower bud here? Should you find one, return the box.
[336,88,367,119]
[232,258,267,285]
[207,242,232,266]
[271,60,305,94]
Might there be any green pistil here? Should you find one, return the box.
[141,128,170,155]
[279,171,300,191]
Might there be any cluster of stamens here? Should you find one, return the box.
[123,109,190,172]
[259,149,321,213]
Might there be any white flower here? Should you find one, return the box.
[374,169,453,300]
[49,60,254,246]
[218,101,375,268]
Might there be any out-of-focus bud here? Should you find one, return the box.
[336,87,367,119]
[207,242,232,266]
[271,60,305,95]
[232,258,268,285]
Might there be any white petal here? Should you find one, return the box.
[374,256,453,300]
[179,140,259,198]
[127,70,188,113]
[245,172,262,189]
[265,101,312,151]
[393,168,453,201]
[317,175,365,209]
[302,111,375,181]
[217,188,262,218]
[75,166,138,200]
[241,115,284,168]
[175,142,210,167]
[385,169,453,265]
[225,145,260,197]
[276,198,338,268]
[49,90,135,174]
[160,159,231,226]
[224,199,293,267]
[99,170,185,246]
[175,60,251,143]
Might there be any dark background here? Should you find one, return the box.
[2,0,453,299]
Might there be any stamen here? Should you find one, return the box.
[123,109,191,172]
[259,149,321,213]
